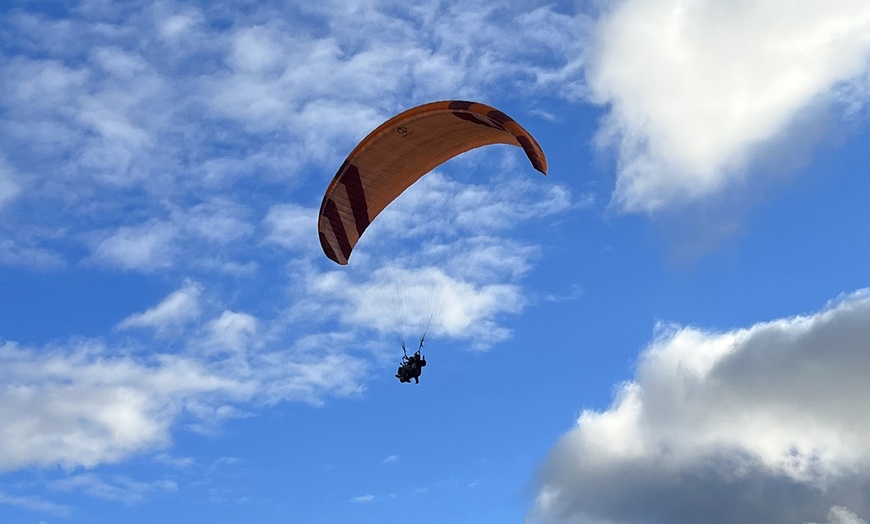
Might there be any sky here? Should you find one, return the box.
[1,0,870,523]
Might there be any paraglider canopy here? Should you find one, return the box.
[318,100,547,265]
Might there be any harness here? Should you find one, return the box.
[398,336,426,380]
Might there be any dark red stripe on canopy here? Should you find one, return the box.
[319,231,338,263]
[341,164,371,237]
[322,199,352,263]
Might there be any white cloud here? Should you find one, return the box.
[157,9,204,41]
[0,491,70,517]
[0,0,580,474]
[153,452,194,469]
[0,333,365,471]
[811,507,869,524]
[308,264,523,349]
[205,311,259,353]
[0,277,371,472]
[2,48,170,188]
[118,281,203,334]
[91,220,178,271]
[302,169,575,349]
[251,352,367,407]
[0,238,65,269]
[351,494,376,503]
[50,473,177,505]
[588,0,870,212]
[0,340,241,471]
[181,198,254,245]
[0,156,21,209]
[0,0,584,276]
[528,290,870,524]
[203,456,242,478]
[363,171,571,252]
[264,204,319,253]
[89,202,256,274]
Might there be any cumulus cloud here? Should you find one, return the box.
[811,507,869,524]
[528,290,870,524]
[588,0,870,212]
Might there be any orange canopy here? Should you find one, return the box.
[318,100,547,265]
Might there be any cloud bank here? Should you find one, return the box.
[528,290,870,524]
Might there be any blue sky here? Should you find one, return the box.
[2,1,870,523]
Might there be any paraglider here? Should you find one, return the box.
[318,100,547,265]
[317,100,548,383]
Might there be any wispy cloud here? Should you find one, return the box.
[0,339,241,471]
[300,171,575,349]
[0,0,578,476]
[90,221,179,271]
[50,473,177,505]
[0,335,367,471]
[0,156,21,209]
[263,204,320,254]
[0,491,70,517]
[0,278,370,471]
[118,281,203,334]
[0,0,582,357]
[0,0,582,276]
[203,311,259,354]
[528,290,870,524]
[0,237,65,270]
[153,452,195,469]
[181,198,255,246]
[202,456,242,478]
